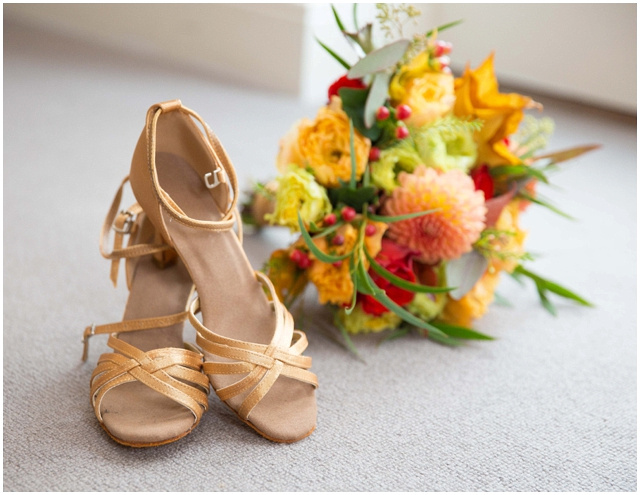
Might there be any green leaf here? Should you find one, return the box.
[348,39,411,78]
[381,326,411,343]
[316,38,350,70]
[445,250,489,300]
[328,185,377,211]
[517,191,575,220]
[355,259,377,296]
[298,213,352,263]
[364,72,391,128]
[368,208,439,224]
[352,3,358,30]
[430,321,494,340]
[424,330,464,346]
[338,87,382,141]
[362,271,449,340]
[536,283,558,316]
[311,221,343,239]
[365,249,454,294]
[490,164,550,184]
[513,265,593,307]
[534,144,600,164]
[333,314,366,362]
[493,291,512,307]
[425,19,463,38]
[331,4,346,32]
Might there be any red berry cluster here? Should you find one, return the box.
[369,103,414,161]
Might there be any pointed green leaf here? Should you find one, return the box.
[445,250,489,300]
[333,314,365,362]
[381,326,411,343]
[298,213,352,263]
[536,284,558,316]
[364,72,391,128]
[362,271,448,339]
[426,20,463,38]
[534,144,600,164]
[368,208,439,223]
[331,4,346,32]
[513,265,593,307]
[430,321,494,340]
[348,39,411,78]
[490,164,550,184]
[424,330,464,346]
[365,249,454,294]
[518,191,575,220]
[316,38,350,69]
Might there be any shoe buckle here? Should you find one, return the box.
[204,168,223,189]
[112,210,134,234]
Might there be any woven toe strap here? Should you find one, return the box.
[90,336,209,424]
[191,273,318,421]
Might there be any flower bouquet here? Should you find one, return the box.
[245,4,596,351]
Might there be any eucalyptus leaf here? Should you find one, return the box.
[338,87,382,141]
[445,250,489,300]
[348,39,411,78]
[364,72,391,128]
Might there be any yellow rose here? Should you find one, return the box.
[439,270,501,328]
[389,51,455,127]
[276,97,370,188]
[454,53,539,166]
[307,222,387,305]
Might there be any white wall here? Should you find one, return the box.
[420,3,636,114]
[4,3,636,113]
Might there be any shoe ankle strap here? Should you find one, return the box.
[146,100,240,234]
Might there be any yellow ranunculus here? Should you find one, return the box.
[276,97,370,188]
[337,303,402,334]
[307,222,387,305]
[439,270,501,328]
[454,53,539,166]
[389,51,455,127]
[265,165,331,232]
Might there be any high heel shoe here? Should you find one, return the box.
[129,100,318,443]
[83,176,209,447]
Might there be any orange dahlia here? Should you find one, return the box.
[383,165,486,263]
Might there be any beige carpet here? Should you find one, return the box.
[3,20,636,491]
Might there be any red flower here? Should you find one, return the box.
[470,164,494,200]
[328,75,366,101]
[360,239,418,316]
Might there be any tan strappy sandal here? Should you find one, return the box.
[128,100,318,443]
[82,177,209,447]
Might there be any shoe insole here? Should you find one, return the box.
[155,150,316,442]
